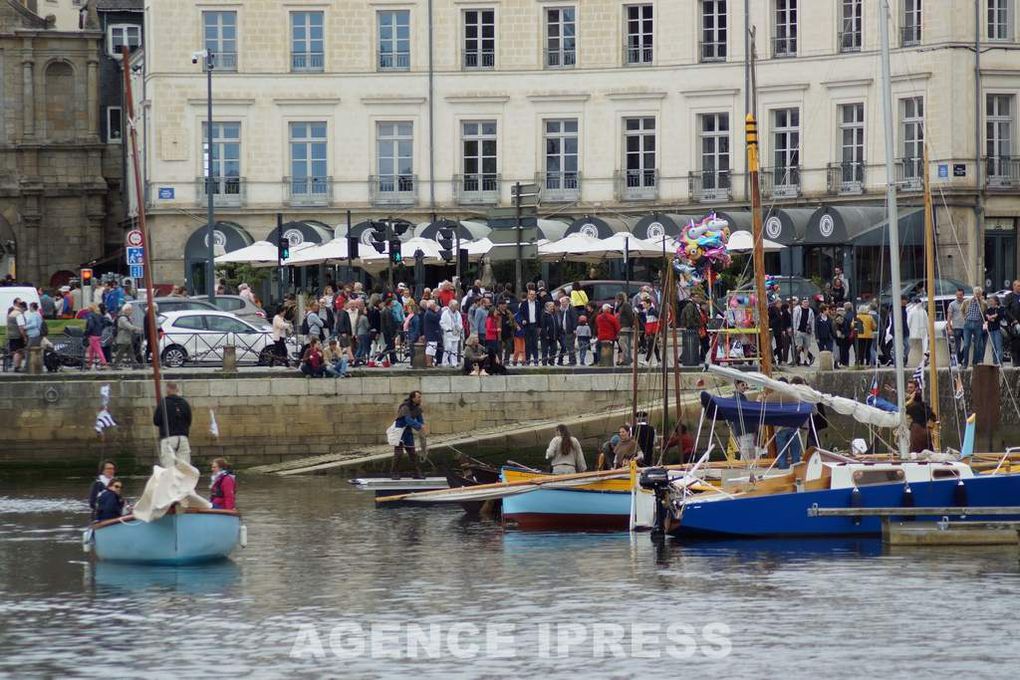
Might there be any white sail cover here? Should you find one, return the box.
[132,462,212,523]
[707,365,901,429]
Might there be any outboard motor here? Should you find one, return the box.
[639,467,671,535]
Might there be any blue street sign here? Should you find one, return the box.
[937,164,949,178]
[126,247,144,266]
[158,187,175,200]
[129,264,144,279]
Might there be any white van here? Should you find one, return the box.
[0,287,41,314]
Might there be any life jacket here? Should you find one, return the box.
[210,472,235,503]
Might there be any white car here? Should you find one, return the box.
[158,310,275,367]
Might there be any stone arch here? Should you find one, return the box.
[44,60,76,141]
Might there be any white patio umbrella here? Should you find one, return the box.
[599,233,671,259]
[283,237,354,266]
[215,240,314,266]
[725,230,786,252]
[464,238,494,262]
[359,236,447,272]
[537,234,606,262]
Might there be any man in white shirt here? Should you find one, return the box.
[440,301,464,367]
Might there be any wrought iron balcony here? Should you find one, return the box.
[895,157,923,191]
[616,170,658,201]
[544,48,576,68]
[699,41,726,62]
[378,51,410,71]
[196,176,245,207]
[370,174,418,206]
[772,35,797,58]
[760,165,801,198]
[285,176,332,206]
[203,52,237,72]
[838,29,861,52]
[463,50,495,69]
[538,171,581,202]
[689,170,732,202]
[454,173,501,205]
[623,44,653,65]
[900,24,921,47]
[291,52,325,72]
[826,162,866,195]
[986,156,1020,189]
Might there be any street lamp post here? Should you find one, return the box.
[197,49,217,301]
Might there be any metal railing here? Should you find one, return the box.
[454,173,501,204]
[285,176,332,206]
[623,44,653,65]
[760,165,801,198]
[204,52,237,71]
[838,29,861,52]
[688,170,732,202]
[826,162,866,195]
[463,50,495,69]
[700,41,726,62]
[900,24,921,46]
[772,35,797,57]
[545,48,576,68]
[291,52,325,71]
[616,169,658,201]
[370,174,418,205]
[538,171,581,202]
[196,176,245,207]
[986,156,1020,188]
[378,51,410,70]
[161,332,301,367]
[895,157,923,191]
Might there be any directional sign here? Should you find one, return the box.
[125,229,143,247]
[511,183,541,197]
[489,226,539,245]
[126,246,144,266]
[487,244,538,261]
[487,207,537,220]
[129,264,144,279]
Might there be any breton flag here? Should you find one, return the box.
[209,409,220,438]
[94,409,116,434]
[100,383,111,408]
[869,377,880,401]
[912,353,927,392]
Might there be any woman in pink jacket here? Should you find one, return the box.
[209,458,237,510]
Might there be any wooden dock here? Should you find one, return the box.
[806,505,1020,545]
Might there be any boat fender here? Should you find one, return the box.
[239,524,248,548]
[82,528,94,554]
[953,479,967,509]
[850,486,862,526]
[901,484,915,522]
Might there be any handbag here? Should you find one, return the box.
[385,421,404,446]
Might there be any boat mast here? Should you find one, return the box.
[878,0,910,458]
[922,145,941,450]
[122,47,164,410]
[746,115,771,378]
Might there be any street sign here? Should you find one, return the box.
[489,226,539,244]
[125,229,143,247]
[487,244,538,261]
[488,216,538,231]
[953,163,967,177]
[158,187,175,200]
[129,264,144,279]
[126,246,144,266]
[487,206,537,220]
[937,164,949,179]
[511,183,541,197]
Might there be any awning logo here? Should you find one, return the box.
[765,217,782,240]
[283,229,304,246]
[819,215,835,238]
[579,223,599,238]
[647,221,665,239]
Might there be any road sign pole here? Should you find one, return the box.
[515,181,522,294]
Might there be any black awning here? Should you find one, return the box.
[851,209,924,247]
[565,215,638,238]
[184,221,253,258]
[632,213,702,239]
[265,220,334,247]
[803,206,887,245]
[760,208,813,245]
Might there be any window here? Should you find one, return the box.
[545,7,576,68]
[839,0,862,52]
[378,10,410,70]
[624,117,656,188]
[461,121,498,192]
[291,11,324,72]
[987,94,1014,180]
[463,9,495,69]
[900,96,924,182]
[772,107,800,190]
[701,1,727,62]
[202,122,241,197]
[774,0,797,57]
[203,11,237,71]
[625,5,654,65]
[206,316,251,333]
[289,122,329,200]
[544,119,579,195]
[376,122,414,194]
[106,107,122,144]
[699,113,730,197]
[988,0,1012,40]
[838,103,865,189]
[173,316,206,331]
[902,0,921,46]
[108,24,141,58]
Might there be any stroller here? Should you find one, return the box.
[48,326,88,371]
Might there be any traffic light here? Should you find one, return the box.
[389,239,403,265]
[370,222,387,254]
[347,236,360,259]
[438,226,455,263]
[392,221,411,237]
[458,247,469,274]
[80,268,93,285]
[277,237,290,262]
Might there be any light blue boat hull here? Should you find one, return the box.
[502,487,631,531]
[92,512,241,565]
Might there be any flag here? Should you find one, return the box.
[94,409,116,434]
[912,354,926,392]
[209,409,220,438]
[869,377,879,401]
[100,384,111,408]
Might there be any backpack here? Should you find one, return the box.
[300,314,310,336]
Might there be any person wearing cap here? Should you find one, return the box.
[575,313,592,365]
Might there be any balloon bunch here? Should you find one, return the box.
[673,213,732,283]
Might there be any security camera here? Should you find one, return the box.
[192,50,208,65]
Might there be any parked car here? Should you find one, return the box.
[158,310,276,367]
[879,277,970,303]
[145,297,219,315]
[550,280,652,308]
[191,294,267,324]
[719,276,823,311]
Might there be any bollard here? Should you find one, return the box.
[599,341,615,367]
[907,338,925,367]
[817,350,834,371]
[930,333,950,368]
[27,346,43,374]
[221,345,237,373]
[411,340,426,369]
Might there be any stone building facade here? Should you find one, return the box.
[0,0,108,286]
[139,0,1020,293]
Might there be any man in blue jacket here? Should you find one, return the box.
[422,300,443,367]
[555,296,578,366]
[516,288,541,366]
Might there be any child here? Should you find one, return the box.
[512,312,526,366]
[576,315,592,366]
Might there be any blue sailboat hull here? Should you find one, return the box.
[670,474,1020,538]
[92,511,242,565]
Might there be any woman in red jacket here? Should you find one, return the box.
[210,458,237,510]
[594,304,621,365]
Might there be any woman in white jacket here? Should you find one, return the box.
[545,424,587,474]
[440,301,464,367]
